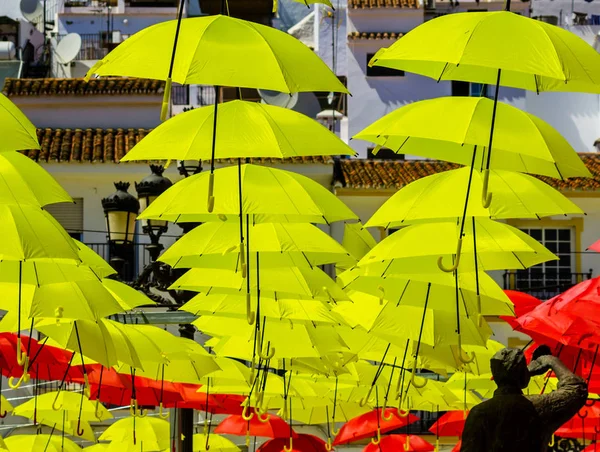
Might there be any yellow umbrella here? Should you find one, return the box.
[191,434,240,452]
[99,416,169,452]
[370,11,600,93]
[160,222,350,270]
[0,93,40,152]
[354,96,590,180]
[171,266,349,302]
[365,167,582,228]
[336,222,377,274]
[140,163,357,224]
[74,240,116,278]
[4,435,79,452]
[0,152,72,206]
[102,279,155,311]
[121,100,354,162]
[358,218,557,273]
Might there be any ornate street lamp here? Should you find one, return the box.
[135,165,172,262]
[101,182,140,279]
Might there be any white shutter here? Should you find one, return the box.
[45,198,84,235]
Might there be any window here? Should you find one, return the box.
[45,198,84,241]
[367,147,404,160]
[513,228,574,298]
[366,53,404,77]
[452,81,495,97]
[171,85,189,105]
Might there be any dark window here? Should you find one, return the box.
[452,81,470,96]
[452,81,494,97]
[366,53,404,77]
[171,85,189,105]
[367,147,404,160]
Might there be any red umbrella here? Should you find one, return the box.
[428,411,467,437]
[544,277,600,326]
[168,384,245,415]
[500,290,541,328]
[452,440,462,451]
[333,408,419,446]
[362,434,434,452]
[556,403,600,440]
[589,240,600,253]
[215,414,297,439]
[259,434,327,452]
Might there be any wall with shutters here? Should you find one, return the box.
[44,198,84,240]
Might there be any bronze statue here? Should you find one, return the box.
[461,346,588,451]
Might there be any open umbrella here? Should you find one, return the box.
[215,413,297,439]
[259,434,327,452]
[362,434,435,452]
[192,434,240,452]
[99,416,170,450]
[0,93,40,152]
[429,410,468,437]
[333,408,419,446]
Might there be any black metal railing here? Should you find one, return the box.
[56,33,108,60]
[503,270,593,300]
[84,242,152,282]
[172,85,190,105]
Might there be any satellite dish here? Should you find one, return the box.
[54,33,82,65]
[20,0,43,23]
[258,89,299,109]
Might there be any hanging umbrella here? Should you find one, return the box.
[429,410,468,437]
[259,434,327,452]
[121,100,354,162]
[337,222,377,274]
[4,435,79,452]
[500,290,542,328]
[192,433,240,452]
[215,414,297,439]
[99,416,170,451]
[452,440,462,452]
[0,152,72,206]
[353,96,589,180]
[172,266,349,302]
[140,163,357,224]
[362,434,435,452]
[357,218,556,274]
[73,240,116,278]
[0,93,40,152]
[160,222,351,270]
[556,404,600,440]
[333,408,419,445]
[365,167,582,229]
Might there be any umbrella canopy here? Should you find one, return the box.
[193,434,240,452]
[556,404,600,440]
[13,390,112,422]
[4,435,79,452]
[429,411,468,437]
[215,414,297,439]
[160,222,351,269]
[259,434,327,452]
[121,100,354,162]
[0,93,40,152]
[139,164,357,224]
[99,416,170,450]
[365,167,582,228]
[357,218,556,273]
[73,240,116,278]
[333,408,419,445]
[354,96,589,179]
[0,152,72,206]
[500,290,542,328]
[370,11,600,93]
[87,15,347,94]
[362,435,435,452]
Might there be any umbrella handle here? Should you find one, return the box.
[409,362,428,389]
[241,404,254,421]
[404,435,410,451]
[245,432,251,447]
[52,392,63,411]
[8,355,30,390]
[205,434,211,451]
[578,410,589,419]
[283,437,293,452]
[258,341,275,360]
[370,428,381,446]
[0,410,6,419]
[377,286,385,305]
[159,402,170,419]
[83,373,91,398]
[381,399,393,421]
[586,399,596,407]
[360,385,374,407]
[254,407,270,423]
[240,243,247,279]
[481,169,493,208]
[331,424,340,436]
[548,435,555,447]
[160,78,172,122]
[457,336,476,365]
[476,294,483,328]
[434,439,439,452]
[437,238,462,273]
[246,293,256,325]
[95,400,103,420]
[207,173,215,213]
[76,419,85,437]
[325,438,333,451]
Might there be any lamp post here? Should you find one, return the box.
[135,165,173,262]
[101,182,139,280]
[177,160,202,178]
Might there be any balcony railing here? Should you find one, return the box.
[503,270,593,300]
[56,33,110,61]
[84,242,152,282]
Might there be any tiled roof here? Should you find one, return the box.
[348,31,404,40]
[349,0,420,9]
[337,156,600,191]
[3,78,165,97]
[23,128,333,164]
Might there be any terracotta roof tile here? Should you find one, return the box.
[348,31,404,40]
[24,128,333,164]
[338,156,600,191]
[3,78,165,97]
[349,0,420,9]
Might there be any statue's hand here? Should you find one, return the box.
[531,345,553,361]
[528,355,553,377]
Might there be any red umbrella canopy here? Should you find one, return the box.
[556,403,600,440]
[544,276,600,325]
[500,290,542,328]
[258,434,327,452]
[171,384,245,415]
[333,408,419,446]
[362,435,434,452]
[452,440,462,452]
[589,240,600,253]
[215,414,297,439]
[428,411,468,438]
[583,442,600,451]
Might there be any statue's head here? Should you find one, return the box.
[490,348,530,389]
